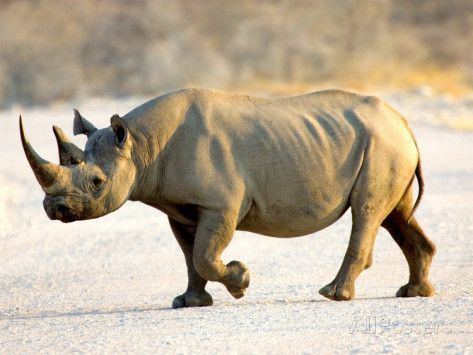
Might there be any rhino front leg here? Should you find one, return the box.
[193,209,250,299]
[169,218,213,308]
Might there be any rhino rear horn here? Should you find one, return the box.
[19,116,61,189]
[53,125,85,166]
[73,109,97,137]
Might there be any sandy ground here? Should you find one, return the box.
[0,93,472,353]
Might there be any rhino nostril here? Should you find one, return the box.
[55,203,70,218]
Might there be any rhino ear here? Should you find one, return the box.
[73,109,97,137]
[110,114,128,148]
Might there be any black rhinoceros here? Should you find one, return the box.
[20,88,436,308]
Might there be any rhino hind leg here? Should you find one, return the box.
[320,141,414,301]
[192,209,250,299]
[169,218,214,308]
[382,185,436,298]
[319,212,381,301]
[364,249,374,270]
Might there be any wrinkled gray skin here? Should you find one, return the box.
[20,88,436,308]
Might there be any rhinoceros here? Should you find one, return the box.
[20,88,436,308]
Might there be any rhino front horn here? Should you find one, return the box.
[19,116,60,189]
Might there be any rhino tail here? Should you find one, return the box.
[407,157,424,224]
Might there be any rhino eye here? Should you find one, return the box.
[92,177,104,189]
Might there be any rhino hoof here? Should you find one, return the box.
[396,281,435,297]
[226,285,247,299]
[319,282,354,301]
[172,290,213,308]
[224,260,250,299]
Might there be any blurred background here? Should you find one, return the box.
[1,2,473,352]
[0,0,472,109]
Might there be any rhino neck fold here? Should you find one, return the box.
[121,90,193,205]
[127,125,166,204]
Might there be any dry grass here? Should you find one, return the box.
[355,63,472,96]
[0,0,472,107]
[445,117,473,131]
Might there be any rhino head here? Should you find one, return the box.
[20,111,137,223]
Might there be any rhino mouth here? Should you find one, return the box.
[58,214,79,223]
[54,205,80,223]
[44,199,80,223]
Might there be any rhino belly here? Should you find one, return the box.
[237,182,353,238]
